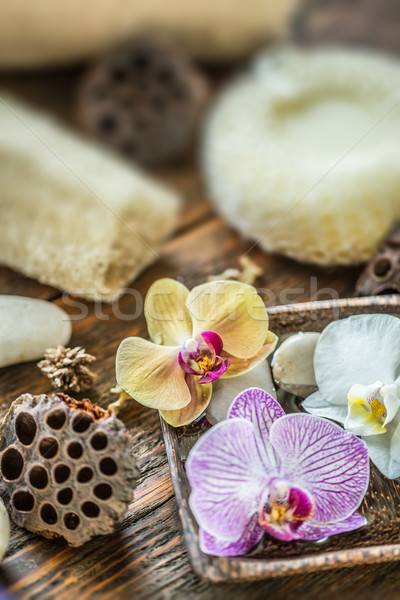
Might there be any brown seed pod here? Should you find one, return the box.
[0,393,139,547]
[292,0,400,55]
[76,37,209,166]
[356,224,400,296]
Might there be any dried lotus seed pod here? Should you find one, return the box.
[0,393,139,547]
[76,37,209,166]
[356,224,400,296]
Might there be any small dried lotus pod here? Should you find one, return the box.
[356,224,400,296]
[76,37,209,166]
[292,0,400,56]
[0,393,139,547]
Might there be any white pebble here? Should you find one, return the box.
[0,296,72,368]
[0,498,10,561]
[272,332,320,398]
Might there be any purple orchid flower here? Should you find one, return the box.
[186,388,369,557]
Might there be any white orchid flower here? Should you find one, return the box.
[302,314,400,479]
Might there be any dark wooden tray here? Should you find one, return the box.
[161,295,400,583]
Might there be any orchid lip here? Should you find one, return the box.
[258,478,315,541]
[178,330,229,383]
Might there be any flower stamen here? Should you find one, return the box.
[197,355,213,372]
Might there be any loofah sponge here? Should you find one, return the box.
[0,94,180,301]
[0,393,139,547]
[203,48,400,265]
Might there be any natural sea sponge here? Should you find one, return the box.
[203,48,400,266]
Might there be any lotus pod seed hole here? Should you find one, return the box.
[12,490,35,512]
[82,501,100,519]
[72,414,93,433]
[1,447,24,480]
[53,463,71,484]
[15,412,37,445]
[64,512,80,530]
[29,465,49,490]
[40,503,58,525]
[373,257,392,278]
[57,487,73,506]
[46,409,67,430]
[39,437,59,460]
[90,432,108,451]
[378,288,400,295]
[99,457,117,476]
[67,441,84,460]
[77,466,94,484]
[93,483,112,500]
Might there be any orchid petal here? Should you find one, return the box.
[197,358,230,384]
[360,411,400,479]
[302,391,348,424]
[186,419,269,542]
[228,387,284,471]
[145,278,193,346]
[298,512,366,541]
[314,314,400,406]
[199,516,264,557]
[201,331,223,356]
[381,383,400,427]
[116,337,190,410]
[221,331,278,378]
[178,352,199,375]
[270,413,369,523]
[160,376,212,427]
[186,281,270,359]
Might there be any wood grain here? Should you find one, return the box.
[1,68,399,600]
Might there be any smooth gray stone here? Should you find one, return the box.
[206,361,275,424]
[0,295,72,368]
[272,331,320,398]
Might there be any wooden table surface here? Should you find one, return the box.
[1,68,398,600]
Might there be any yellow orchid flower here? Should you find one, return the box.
[113,278,277,427]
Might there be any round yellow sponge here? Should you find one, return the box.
[203,48,400,265]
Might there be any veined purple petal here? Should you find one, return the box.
[199,515,264,557]
[178,351,199,375]
[270,414,369,524]
[298,512,366,541]
[201,330,223,356]
[186,419,269,542]
[228,388,284,472]
[197,358,230,384]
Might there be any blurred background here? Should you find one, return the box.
[1,0,400,300]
